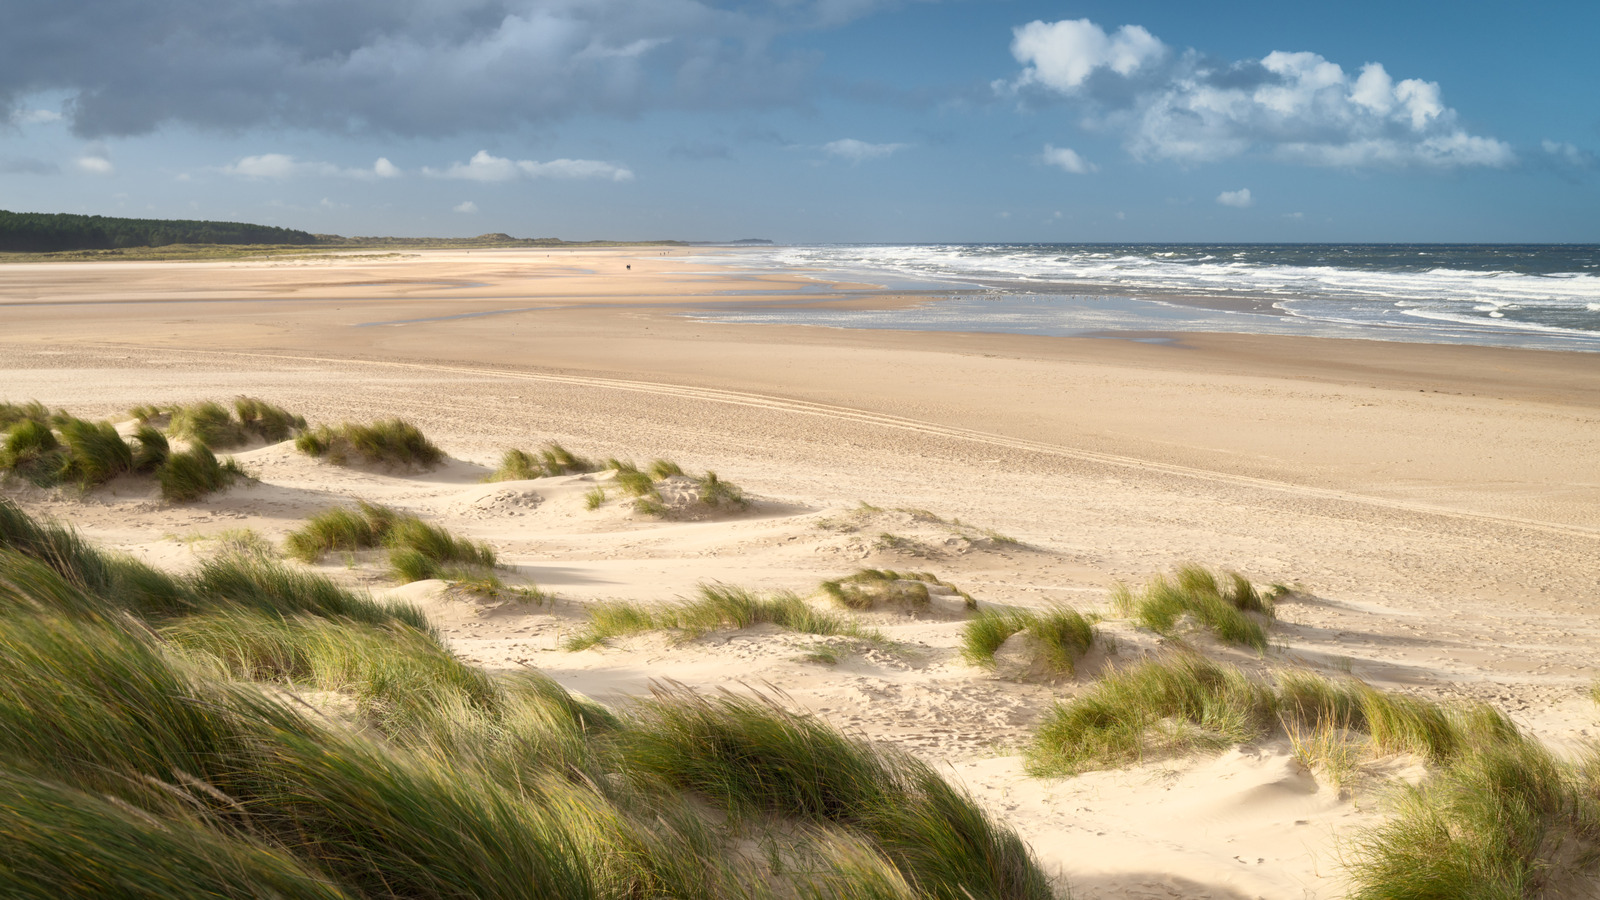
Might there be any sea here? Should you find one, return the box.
[690,244,1600,353]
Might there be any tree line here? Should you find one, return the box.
[0,209,316,252]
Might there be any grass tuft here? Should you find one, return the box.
[821,569,975,612]
[1027,655,1524,783]
[648,458,684,479]
[296,419,443,469]
[283,501,495,584]
[126,403,165,423]
[1112,563,1274,651]
[584,487,606,510]
[0,400,51,430]
[284,504,383,563]
[130,423,169,473]
[169,400,248,449]
[232,396,306,442]
[55,417,135,488]
[538,442,594,475]
[0,419,66,486]
[484,443,598,481]
[696,471,748,510]
[566,584,873,650]
[485,448,541,481]
[158,445,245,502]
[613,468,658,497]
[1028,655,1283,776]
[624,686,1055,900]
[963,606,1096,676]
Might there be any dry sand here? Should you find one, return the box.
[2,247,1598,898]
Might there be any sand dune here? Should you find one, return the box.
[3,248,1598,897]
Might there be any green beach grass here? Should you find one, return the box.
[1111,564,1280,651]
[565,583,879,650]
[296,419,443,469]
[0,500,1054,900]
[961,606,1097,676]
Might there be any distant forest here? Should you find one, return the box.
[0,209,316,252]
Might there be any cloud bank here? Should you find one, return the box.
[1216,188,1252,208]
[425,150,634,182]
[822,138,908,162]
[1005,18,1513,169]
[0,0,908,137]
[224,154,401,179]
[1040,144,1094,174]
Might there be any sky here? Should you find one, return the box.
[2,0,1597,243]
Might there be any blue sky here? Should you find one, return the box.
[2,0,1596,242]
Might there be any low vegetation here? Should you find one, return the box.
[484,443,598,481]
[821,569,976,611]
[1111,564,1281,651]
[157,445,246,502]
[296,419,443,469]
[598,458,749,517]
[283,501,497,585]
[566,584,878,650]
[169,400,247,449]
[0,409,248,501]
[0,500,1052,899]
[0,400,50,430]
[962,606,1097,676]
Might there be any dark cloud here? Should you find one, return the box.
[0,0,904,138]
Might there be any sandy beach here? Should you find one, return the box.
[3,247,1599,898]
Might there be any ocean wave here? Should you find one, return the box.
[689,244,1600,350]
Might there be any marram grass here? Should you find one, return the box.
[158,444,246,502]
[296,418,443,469]
[822,569,975,611]
[485,443,597,481]
[1112,563,1276,651]
[962,606,1097,676]
[565,583,873,650]
[622,686,1055,900]
[283,501,498,585]
[0,507,1059,900]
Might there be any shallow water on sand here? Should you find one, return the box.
[688,244,1600,352]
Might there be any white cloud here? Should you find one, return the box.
[74,145,113,174]
[519,158,634,180]
[1217,188,1252,208]
[427,150,633,182]
[1006,18,1512,170]
[1041,144,1095,174]
[228,153,300,178]
[822,138,908,162]
[224,153,403,179]
[1008,19,1164,92]
[453,200,478,213]
[13,108,62,125]
[1543,140,1595,169]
